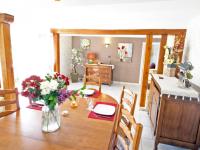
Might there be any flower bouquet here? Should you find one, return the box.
[22,73,70,110]
[163,46,179,76]
[21,73,84,132]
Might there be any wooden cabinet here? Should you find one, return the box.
[148,80,160,135]
[148,74,200,150]
[85,64,113,85]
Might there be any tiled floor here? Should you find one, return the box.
[68,82,191,150]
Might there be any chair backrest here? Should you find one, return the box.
[0,88,20,118]
[83,75,101,93]
[114,104,143,150]
[120,86,137,118]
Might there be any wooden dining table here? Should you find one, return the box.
[0,93,118,150]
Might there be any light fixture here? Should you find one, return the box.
[87,52,96,64]
[104,37,111,48]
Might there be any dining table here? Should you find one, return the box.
[0,93,118,150]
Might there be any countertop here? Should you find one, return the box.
[152,74,199,99]
[85,63,115,69]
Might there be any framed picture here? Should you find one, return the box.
[117,43,133,62]
[80,39,90,50]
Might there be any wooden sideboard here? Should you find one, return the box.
[148,74,200,150]
[85,64,113,85]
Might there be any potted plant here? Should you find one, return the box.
[163,46,178,77]
[71,48,83,83]
[178,61,193,88]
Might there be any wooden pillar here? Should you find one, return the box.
[140,35,153,107]
[173,33,186,63]
[0,13,15,90]
[53,32,60,73]
[157,34,167,74]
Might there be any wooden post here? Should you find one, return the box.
[0,13,15,90]
[139,35,153,107]
[157,34,167,74]
[173,33,186,63]
[53,32,60,73]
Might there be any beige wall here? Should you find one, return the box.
[72,36,147,83]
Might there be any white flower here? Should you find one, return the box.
[49,80,59,90]
[40,80,59,95]
[40,81,50,95]
[41,88,51,95]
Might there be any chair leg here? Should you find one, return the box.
[193,145,198,150]
[154,141,158,150]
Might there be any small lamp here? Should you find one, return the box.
[87,52,96,64]
[104,37,111,48]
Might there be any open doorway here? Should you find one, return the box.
[52,29,186,107]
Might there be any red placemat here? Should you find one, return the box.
[26,104,43,111]
[88,89,101,98]
[88,102,118,121]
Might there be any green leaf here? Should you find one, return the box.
[81,85,86,90]
[186,72,193,79]
[49,95,54,101]
[49,101,56,110]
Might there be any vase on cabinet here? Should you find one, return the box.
[163,64,176,77]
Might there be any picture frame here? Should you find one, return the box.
[117,43,133,62]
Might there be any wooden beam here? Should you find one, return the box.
[53,32,60,73]
[157,35,167,74]
[0,13,14,23]
[0,13,15,90]
[140,35,153,107]
[173,32,186,63]
[51,29,186,35]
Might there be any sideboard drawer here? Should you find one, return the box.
[85,64,112,85]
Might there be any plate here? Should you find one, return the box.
[93,104,115,116]
[82,89,95,95]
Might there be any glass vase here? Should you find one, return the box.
[41,104,60,132]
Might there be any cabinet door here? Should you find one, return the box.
[148,80,154,113]
[160,97,200,143]
[150,90,160,134]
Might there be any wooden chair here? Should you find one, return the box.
[113,104,143,150]
[83,75,101,93]
[119,86,137,129]
[0,88,20,118]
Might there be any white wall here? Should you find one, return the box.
[60,36,72,76]
[0,0,200,85]
[184,15,200,87]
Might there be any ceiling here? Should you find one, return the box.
[53,0,172,6]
